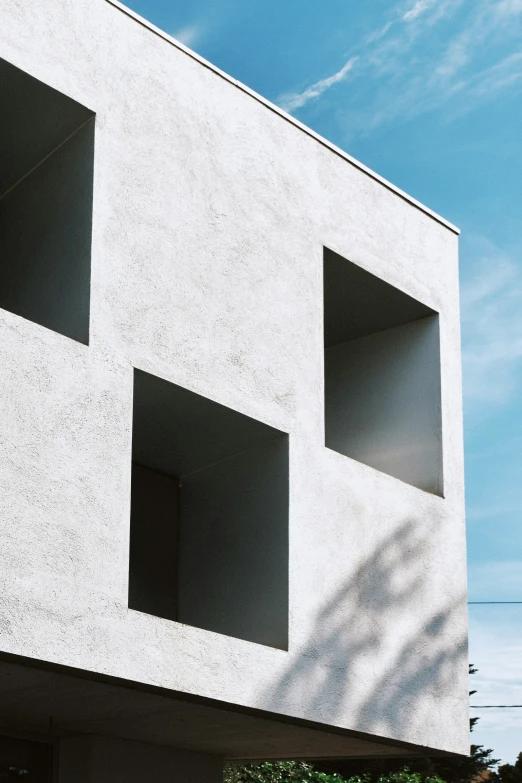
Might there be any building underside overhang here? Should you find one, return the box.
[0,654,459,762]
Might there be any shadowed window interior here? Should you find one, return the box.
[323,247,443,495]
[0,735,51,782]
[0,57,94,344]
[129,368,289,650]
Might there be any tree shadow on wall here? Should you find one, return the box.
[265,518,467,745]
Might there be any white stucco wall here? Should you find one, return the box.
[0,0,468,757]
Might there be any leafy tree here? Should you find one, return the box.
[224,760,345,782]
[491,753,522,783]
[375,771,445,783]
[464,663,499,781]
[224,764,447,783]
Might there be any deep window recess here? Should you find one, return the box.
[0,57,94,344]
[129,368,289,650]
[323,247,443,495]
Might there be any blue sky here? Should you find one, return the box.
[124,0,522,764]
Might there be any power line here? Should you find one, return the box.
[471,705,522,708]
[468,601,522,604]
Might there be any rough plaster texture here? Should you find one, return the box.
[0,0,468,762]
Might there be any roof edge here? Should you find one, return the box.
[105,0,460,236]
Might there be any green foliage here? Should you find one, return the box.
[491,753,522,783]
[224,760,346,782]
[375,771,445,783]
[462,663,500,782]
[224,763,448,783]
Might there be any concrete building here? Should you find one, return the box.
[0,0,468,779]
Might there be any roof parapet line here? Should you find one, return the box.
[105,0,460,236]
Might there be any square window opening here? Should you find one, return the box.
[323,247,443,495]
[129,369,289,650]
[0,57,94,344]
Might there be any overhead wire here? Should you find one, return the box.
[466,601,521,708]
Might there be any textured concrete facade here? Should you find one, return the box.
[0,0,468,776]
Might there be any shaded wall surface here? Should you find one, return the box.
[325,317,442,494]
[179,436,289,649]
[0,57,93,343]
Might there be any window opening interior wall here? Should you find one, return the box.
[0,57,94,344]
[129,369,289,650]
[323,247,443,495]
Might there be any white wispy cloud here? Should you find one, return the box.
[464,51,522,97]
[436,36,472,77]
[364,21,394,44]
[170,23,203,48]
[369,0,522,125]
[460,237,522,411]
[278,57,358,112]
[276,0,445,114]
[276,0,522,137]
[496,0,522,14]
[403,0,439,22]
